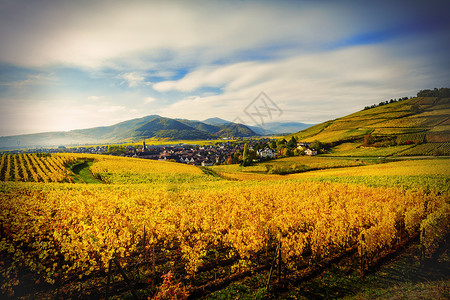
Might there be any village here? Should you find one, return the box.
[12,138,318,166]
[127,138,317,166]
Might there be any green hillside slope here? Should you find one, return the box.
[132,117,217,140]
[291,96,450,156]
[178,119,258,137]
[0,115,259,149]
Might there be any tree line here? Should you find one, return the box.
[363,87,450,111]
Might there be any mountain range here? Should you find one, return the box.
[0,115,312,150]
[202,118,313,135]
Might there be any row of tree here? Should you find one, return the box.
[416,87,450,98]
[364,87,450,111]
[363,96,409,110]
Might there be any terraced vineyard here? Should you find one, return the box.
[290,96,449,157]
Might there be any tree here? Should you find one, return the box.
[280,148,292,157]
[269,140,277,149]
[286,136,297,149]
[277,138,287,147]
[311,140,323,151]
[243,143,249,161]
[241,143,254,166]
[107,145,127,155]
[363,134,375,146]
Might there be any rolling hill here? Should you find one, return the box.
[177,119,257,137]
[202,117,314,135]
[0,116,258,150]
[131,117,218,140]
[290,96,450,156]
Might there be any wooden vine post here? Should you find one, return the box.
[266,240,282,290]
[359,233,366,276]
[105,258,138,300]
[420,227,426,262]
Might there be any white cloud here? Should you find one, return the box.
[0,1,449,136]
[0,0,425,69]
[144,97,156,104]
[0,97,144,136]
[121,72,147,87]
[156,43,432,124]
[0,73,57,87]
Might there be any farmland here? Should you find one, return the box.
[0,154,448,299]
[289,96,450,157]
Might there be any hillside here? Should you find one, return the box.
[178,119,257,137]
[133,117,217,140]
[202,118,314,135]
[260,121,314,134]
[0,115,257,149]
[290,96,449,156]
[0,115,161,149]
[202,117,230,125]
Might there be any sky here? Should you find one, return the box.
[0,0,449,136]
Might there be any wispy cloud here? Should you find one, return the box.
[121,72,148,87]
[0,0,449,135]
[0,73,56,87]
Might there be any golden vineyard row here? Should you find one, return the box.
[1,179,447,292]
[0,154,76,183]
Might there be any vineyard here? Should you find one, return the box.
[398,142,450,156]
[0,153,76,183]
[209,156,366,175]
[324,144,415,157]
[0,155,449,299]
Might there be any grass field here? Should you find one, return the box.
[324,144,416,157]
[210,156,367,176]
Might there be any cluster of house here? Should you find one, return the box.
[70,145,109,154]
[257,142,317,157]
[16,139,318,163]
[298,143,318,156]
[131,142,246,166]
[130,140,317,166]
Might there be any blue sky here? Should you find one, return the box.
[0,0,449,136]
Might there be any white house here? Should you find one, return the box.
[305,148,318,156]
[257,148,276,158]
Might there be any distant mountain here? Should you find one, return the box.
[216,123,256,138]
[259,122,314,134]
[203,118,314,135]
[179,119,257,137]
[0,113,318,150]
[202,117,231,125]
[0,115,161,149]
[177,119,224,135]
[0,115,257,150]
[133,117,217,140]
